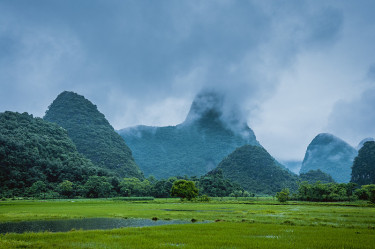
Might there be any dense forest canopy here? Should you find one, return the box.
[44,91,143,179]
[0,111,108,197]
[351,141,375,185]
[299,169,335,184]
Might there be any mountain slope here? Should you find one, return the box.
[210,145,298,195]
[357,137,375,150]
[299,169,335,184]
[44,91,143,179]
[0,111,103,196]
[119,91,260,178]
[299,133,357,183]
[351,141,375,185]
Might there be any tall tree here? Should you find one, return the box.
[171,180,198,200]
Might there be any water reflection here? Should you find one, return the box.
[0,218,196,234]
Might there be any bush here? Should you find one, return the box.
[171,180,198,201]
[276,188,290,202]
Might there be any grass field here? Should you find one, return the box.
[0,198,374,248]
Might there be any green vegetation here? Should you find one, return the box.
[276,188,290,202]
[300,133,357,183]
[1,222,374,249]
[119,177,152,197]
[351,141,375,185]
[213,145,298,195]
[0,198,374,226]
[198,169,245,197]
[0,199,374,248]
[44,91,142,179]
[354,185,375,203]
[299,169,335,184]
[296,182,358,202]
[171,180,199,200]
[0,111,107,198]
[119,91,259,179]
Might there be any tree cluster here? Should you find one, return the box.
[296,182,358,202]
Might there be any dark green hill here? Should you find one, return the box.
[119,91,260,179]
[210,145,298,195]
[300,133,357,183]
[351,141,375,185]
[0,111,104,196]
[44,91,142,179]
[299,169,335,184]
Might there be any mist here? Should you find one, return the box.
[1,0,375,162]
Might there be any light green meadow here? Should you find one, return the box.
[0,198,374,248]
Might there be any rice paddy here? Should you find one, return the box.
[0,198,374,248]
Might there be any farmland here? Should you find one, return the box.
[0,198,374,248]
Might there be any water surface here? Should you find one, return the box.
[0,218,197,234]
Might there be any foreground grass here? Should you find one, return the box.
[1,222,374,248]
[0,198,374,228]
[0,199,374,248]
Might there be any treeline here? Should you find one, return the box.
[293,182,375,203]
[1,170,247,199]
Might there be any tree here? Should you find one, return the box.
[171,180,198,200]
[29,181,47,199]
[276,188,290,202]
[151,177,177,198]
[58,180,74,198]
[351,141,375,185]
[119,177,151,197]
[83,176,112,198]
[355,184,375,203]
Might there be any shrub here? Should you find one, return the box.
[276,188,290,202]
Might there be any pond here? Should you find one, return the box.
[0,218,200,234]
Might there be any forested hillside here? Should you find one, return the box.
[299,169,335,184]
[0,111,106,197]
[300,133,357,183]
[351,141,375,185]
[119,91,260,178]
[212,145,299,195]
[44,91,143,179]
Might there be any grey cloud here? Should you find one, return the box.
[1,0,371,164]
[327,86,375,145]
[367,64,375,81]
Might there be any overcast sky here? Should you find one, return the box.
[1,0,375,162]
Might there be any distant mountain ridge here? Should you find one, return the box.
[44,91,143,179]
[299,133,357,183]
[119,91,260,179]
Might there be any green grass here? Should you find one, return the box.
[0,198,374,248]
